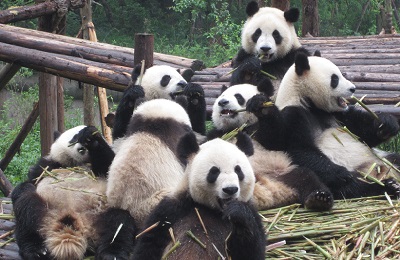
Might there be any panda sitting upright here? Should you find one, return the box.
[132,132,266,260]
[246,53,400,199]
[208,83,334,211]
[113,64,206,140]
[230,1,310,90]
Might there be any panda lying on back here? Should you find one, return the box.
[208,83,334,211]
[113,64,206,140]
[247,53,400,199]
[11,126,134,260]
[132,132,266,260]
[230,1,310,90]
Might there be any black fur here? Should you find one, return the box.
[95,208,138,260]
[28,158,62,183]
[177,132,200,165]
[235,131,254,156]
[284,8,300,23]
[131,191,266,260]
[181,83,207,135]
[11,182,50,260]
[246,1,259,17]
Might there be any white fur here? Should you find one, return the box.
[134,98,191,127]
[186,138,255,210]
[276,56,356,111]
[212,84,259,131]
[242,7,301,62]
[136,65,187,100]
[49,125,89,166]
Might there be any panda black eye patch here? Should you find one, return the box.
[235,165,244,181]
[160,75,172,87]
[252,28,262,43]
[272,30,283,44]
[331,74,339,89]
[234,94,245,106]
[207,166,220,183]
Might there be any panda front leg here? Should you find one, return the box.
[112,84,145,140]
[94,208,137,260]
[11,182,50,260]
[222,200,266,260]
[182,82,207,135]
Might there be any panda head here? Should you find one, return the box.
[275,53,356,112]
[178,132,255,210]
[212,84,260,131]
[133,64,187,100]
[49,125,90,166]
[241,1,301,63]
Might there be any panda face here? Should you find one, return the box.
[188,138,255,210]
[212,84,260,131]
[137,65,187,100]
[241,7,301,63]
[276,55,356,112]
[49,125,90,166]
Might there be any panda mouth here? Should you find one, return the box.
[220,109,237,118]
[337,97,348,109]
[258,53,274,62]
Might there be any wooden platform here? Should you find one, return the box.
[191,35,400,119]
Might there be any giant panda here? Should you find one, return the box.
[247,52,400,199]
[104,97,195,229]
[113,64,206,140]
[11,126,136,260]
[208,84,334,211]
[131,132,266,260]
[230,1,310,92]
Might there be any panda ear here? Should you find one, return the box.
[246,1,259,17]
[181,69,194,82]
[257,79,275,97]
[177,132,200,165]
[53,130,62,141]
[220,84,228,95]
[313,50,321,57]
[295,53,310,76]
[235,132,254,157]
[284,8,300,23]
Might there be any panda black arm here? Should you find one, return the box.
[95,208,137,260]
[132,192,194,260]
[223,200,266,260]
[76,126,115,177]
[27,157,62,183]
[11,182,50,260]
[333,106,400,147]
[246,94,287,150]
[112,84,145,140]
[183,83,207,135]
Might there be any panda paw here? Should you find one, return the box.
[304,190,334,211]
[222,200,255,226]
[375,113,400,141]
[183,83,204,105]
[96,250,130,260]
[120,84,145,109]
[76,126,103,149]
[383,178,400,198]
[236,55,262,73]
[246,94,274,117]
[20,245,50,260]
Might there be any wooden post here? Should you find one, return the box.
[0,168,13,197]
[0,63,20,91]
[37,0,58,156]
[56,15,66,133]
[134,33,154,68]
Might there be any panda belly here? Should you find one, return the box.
[249,140,299,210]
[107,132,186,226]
[317,128,390,179]
[162,205,231,260]
[35,169,108,260]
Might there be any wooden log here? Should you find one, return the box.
[0,42,131,91]
[0,63,20,90]
[0,24,204,70]
[0,168,13,197]
[0,1,57,24]
[343,72,400,82]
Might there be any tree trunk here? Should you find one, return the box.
[301,0,319,37]
[271,0,290,11]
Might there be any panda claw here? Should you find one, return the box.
[304,190,334,211]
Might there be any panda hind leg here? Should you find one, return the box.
[11,182,50,260]
[278,167,334,211]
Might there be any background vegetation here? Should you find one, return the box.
[0,0,399,191]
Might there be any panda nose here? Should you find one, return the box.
[223,186,238,195]
[349,86,356,93]
[218,99,229,107]
[260,46,271,52]
[177,80,187,88]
